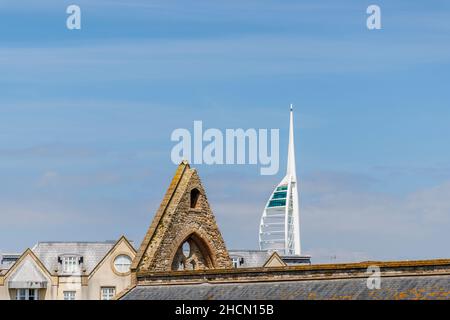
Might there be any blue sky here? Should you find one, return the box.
[1,0,449,263]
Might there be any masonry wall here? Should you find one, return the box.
[135,165,232,273]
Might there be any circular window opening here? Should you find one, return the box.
[113,254,132,274]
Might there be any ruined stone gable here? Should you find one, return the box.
[131,161,232,274]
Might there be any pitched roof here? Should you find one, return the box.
[121,258,450,300]
[32,241,117,274]
[121,274,450,300]
[0,253,21,271]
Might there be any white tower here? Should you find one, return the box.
[259,105,301,255]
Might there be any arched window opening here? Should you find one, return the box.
[171,234,213,271]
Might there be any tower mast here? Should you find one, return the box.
[259,105,302,255]
[287,105,301,255]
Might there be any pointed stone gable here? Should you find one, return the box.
[132,161,232,273]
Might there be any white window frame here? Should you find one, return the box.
[16,289,39,300]
[63,291,76,300]
[63,256,78,273]
[113,255,132,274]
[101,287,116,300]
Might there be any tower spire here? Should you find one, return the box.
[286,104,297,181]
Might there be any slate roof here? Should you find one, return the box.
[228,250,311,268]
[0,253,21,272]
[121,274,450,300]
[228,250,272,268]
[31,241,117,274]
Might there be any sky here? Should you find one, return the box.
[0,0,449,263]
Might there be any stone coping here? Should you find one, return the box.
[135,258,450,285]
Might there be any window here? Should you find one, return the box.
[63,291,76,300]
[101,287,116,300]
[63,256,78,273]
[272,191,287,199]
[113,255,132,274]
[231,257,244,268]
[190,188,200,208]
[16,289,39,300]
[268,199,286,208]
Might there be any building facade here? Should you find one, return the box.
[0,236,136,300]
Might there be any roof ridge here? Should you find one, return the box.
[34,241,117,244]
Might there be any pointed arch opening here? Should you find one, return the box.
[171,233,214,271]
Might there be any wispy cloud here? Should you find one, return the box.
[37,170,122,188]
[2,34,450,86]
[0,143,99,159]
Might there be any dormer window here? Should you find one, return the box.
[60,256,80,273]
